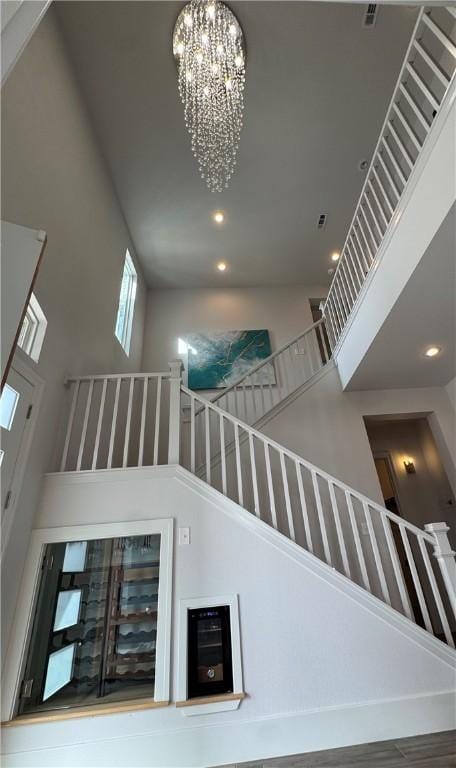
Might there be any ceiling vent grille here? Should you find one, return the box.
[317,213,328,230]
[363,4,378,28]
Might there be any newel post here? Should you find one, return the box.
[168,359,183,465]
[425,522,456,613]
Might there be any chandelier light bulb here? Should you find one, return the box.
[173,0,246,193]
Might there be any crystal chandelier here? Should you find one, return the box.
[173,0,246,193]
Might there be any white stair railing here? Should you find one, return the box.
[57,364,456,647]
[324,6,456,348]
[181,384,456,648]
[205,318,331,427]
[60,364,181,471]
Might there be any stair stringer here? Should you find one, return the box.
[175,465,456,669]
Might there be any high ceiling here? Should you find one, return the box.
[55,1,418,288]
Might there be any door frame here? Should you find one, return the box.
[1,349,44,555]
[2,518,173,721]
[373,450,403,516]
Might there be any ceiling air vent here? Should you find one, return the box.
[317,213,328,230]
[363,4,378,28]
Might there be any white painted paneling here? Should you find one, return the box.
[2,466,454,767]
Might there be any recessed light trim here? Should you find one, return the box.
[424,345,441,358]
[217,261,227,272]
[213,211,225,224]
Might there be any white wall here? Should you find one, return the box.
[446,376,456,412]
[262,365,456,511]
[1,9,147,661]
[142,286,327,376]
[2,467,454,767]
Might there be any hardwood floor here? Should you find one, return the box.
[218,730,456,768]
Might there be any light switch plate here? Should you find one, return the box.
[179,527,190,546]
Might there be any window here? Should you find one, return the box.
[0,384,20,430]
[17,293,47,363]
[17,532,166,716]
[115,250,137,355]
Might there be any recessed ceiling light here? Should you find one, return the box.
[331,252,340,262]
[217,261,227,272]
[424,346,441,358]
[213,211,224,224]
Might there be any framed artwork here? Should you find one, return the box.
[185,330,275,390]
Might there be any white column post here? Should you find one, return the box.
[425,522,456,617]
[168,360,183,465]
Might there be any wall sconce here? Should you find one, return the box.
[404,458,416,474]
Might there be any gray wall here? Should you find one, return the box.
[1,9,146,659]
[142,285,327,376]
[262,365,456,509]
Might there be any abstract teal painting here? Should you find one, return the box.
[186,330,275,390]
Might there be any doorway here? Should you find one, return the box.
[1,354,43,551]
[372,451,426,625]
[364,415,455,547]
[374,454,401,517]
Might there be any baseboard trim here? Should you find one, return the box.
[2,690,455,767]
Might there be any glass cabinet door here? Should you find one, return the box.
[18,534,161,715]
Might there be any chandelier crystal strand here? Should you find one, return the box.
[173,0,246,193]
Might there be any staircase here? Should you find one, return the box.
[179,383,456,650]
[56,6,456,653]
[323,6,456,348]
[205,318,331,428]
[60,350,456,652]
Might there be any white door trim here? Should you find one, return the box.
[1,350,44,555]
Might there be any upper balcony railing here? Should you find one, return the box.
[324,6,456,349]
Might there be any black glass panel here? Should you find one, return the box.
[18,534,161,715]
[187,605,233,699]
